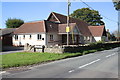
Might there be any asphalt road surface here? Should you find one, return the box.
[2,47,119,78]
[0,50,23,55]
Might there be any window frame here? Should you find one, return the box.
[23,35,25,39]
[50,35,53,41]
[15,35,18,40]
[29,35,32,39]
[37,34,42,40]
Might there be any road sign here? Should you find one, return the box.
[66,26,70,32]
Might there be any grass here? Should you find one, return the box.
[1,52,83,69]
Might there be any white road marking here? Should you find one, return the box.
[0,71,6,74]
[29,53,94,70]
[106,55,112,58]
[106,53,116,58]
[79,59,101,69]
[68,70,75,73]
[111,53,116,56]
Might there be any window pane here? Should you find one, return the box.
[15,35,18,40]
[50,35,53,41]
[37,34,39,40]
[23,35,25,39]
[37,34,41,40]
[40,35,41,39]
[30,35,32,38]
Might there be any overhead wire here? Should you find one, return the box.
[79,0,118,23]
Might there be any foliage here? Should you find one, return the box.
[6,18,24,28]
[89,41,104,46]
[111,33,117,41]
[70,8,104,26]
[107,31,112,40]
[113,1,120,10]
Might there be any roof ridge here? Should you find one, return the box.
[52,12,66,17]
[25,20,45,24]
[51,12,89,25]
[59,23,76,25]
[89,25,105,27]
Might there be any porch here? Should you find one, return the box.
[59,34,84,45]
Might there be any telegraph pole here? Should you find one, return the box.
[67,0,70,45]
[118,9,120,41]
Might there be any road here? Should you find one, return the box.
[0,50,24,55]
[2,47,119,78]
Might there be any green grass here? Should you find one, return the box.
[1,52,82,68]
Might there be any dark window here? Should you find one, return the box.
[37,34,41,40]
[23,35,25,39]
[50,35,53,41]
[15,35,18,40]
[30,35,32,39]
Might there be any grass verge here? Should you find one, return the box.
[1,52,83,69]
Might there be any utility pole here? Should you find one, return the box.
[118,9,120,41]
[67,0,70,45]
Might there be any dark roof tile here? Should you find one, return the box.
[14,21,45,34]
[88,25,106,37]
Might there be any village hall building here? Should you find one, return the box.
[13,12,107,46]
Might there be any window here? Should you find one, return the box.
[15,35,18,40]
[42,38,44,40]
[50,35,53,41]
[84,36,87,40]
[23,35,25,39]
[30,35,32,39]
[37,34,41,40]
[87,37,90,41]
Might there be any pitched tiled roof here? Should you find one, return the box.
[88,25,106,37]
[58,23,76,34]
[44,20,58,33]
[0,28,17,36]
[14,20,59,34]
[48,12,92,36]
[14,21,45,34]
[14,12,93,37]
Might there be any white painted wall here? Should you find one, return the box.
[46,33,61,46]
[94,37,101,42]
[13,33,46,46]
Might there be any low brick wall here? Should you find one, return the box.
[24,41,120,53]
[44,48,64,53]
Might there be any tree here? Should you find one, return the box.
[113,0,120,40]
[6,18,24,28]
[113,0,120,10]
[106,31,111,40]
[112,30,120,40]
[111,33,117,41]
[70,8,104,26]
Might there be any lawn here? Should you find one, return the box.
[1,52,83,68]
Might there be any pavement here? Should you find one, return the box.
[1,47,120,78]
[0,50,24,55]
